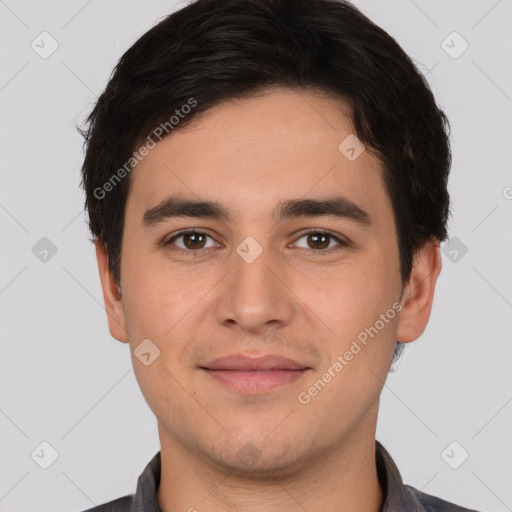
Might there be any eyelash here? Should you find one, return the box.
[163,229,349,257]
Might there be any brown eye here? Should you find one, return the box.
[165,231,216,251]
[293,231,348,251]
[306,233,330,250]
[181,232,207,249]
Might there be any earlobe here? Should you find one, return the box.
[396,237,442,344]
[94,240,129,343]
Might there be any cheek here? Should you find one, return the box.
[308,255,399,370]
[122,259,216,359]
[120,260,174,342]
[303,259,390,331]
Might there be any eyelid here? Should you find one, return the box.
[291,228,349,247]
[163,228,349,254]
[163,228,220,248]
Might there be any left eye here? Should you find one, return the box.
[292,231,347,251]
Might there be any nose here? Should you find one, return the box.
[214,241,296,335]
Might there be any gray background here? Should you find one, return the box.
[0,1,511,511]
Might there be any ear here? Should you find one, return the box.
[95,240,129,343]
[396,237,442,344]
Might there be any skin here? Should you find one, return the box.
[96,88,442,512]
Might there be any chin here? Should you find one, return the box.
[204,435,315,481]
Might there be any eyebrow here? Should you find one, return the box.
[142,195,372,228]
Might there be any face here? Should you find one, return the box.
[97,88,440,477]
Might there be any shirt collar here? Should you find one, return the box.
[131,451,162,512]
[375,440,410,511]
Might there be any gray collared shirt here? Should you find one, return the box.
[82,441,479,511]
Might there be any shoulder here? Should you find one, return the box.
[403,484,481,512]
[79,495,133,512]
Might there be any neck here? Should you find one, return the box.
[156,409,383,512]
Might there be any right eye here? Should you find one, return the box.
[163,229,220,254]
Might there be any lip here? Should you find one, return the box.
[200,354,311,394]
[202,354,309,371]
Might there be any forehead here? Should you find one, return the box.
[126,89,392,229]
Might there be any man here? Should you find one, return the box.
[79,0,479,510]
